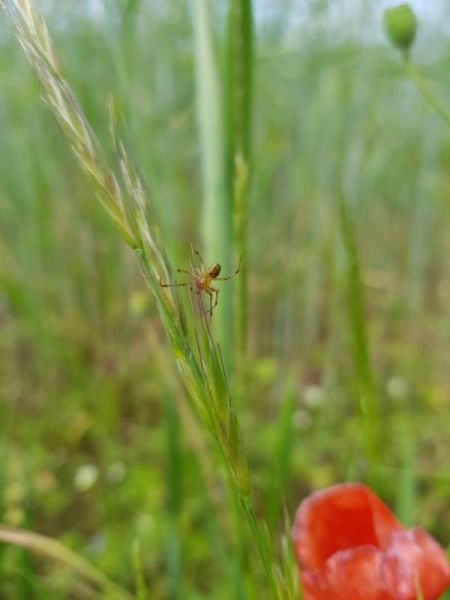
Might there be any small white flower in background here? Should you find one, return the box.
[303,384,325,408]
[293,409,313,431]
[106,462,126,484]
[137,513,154,533]
[74,464,99,492]
[386,376,409,400]
[86,533,106,555]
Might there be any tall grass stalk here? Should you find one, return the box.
[131,540,147,600]
[338,193,379,477]
[266,385,296,527]
[192,0,232,365]
[3,0,290,595]
[226,0,254,368]
[164,389,182,598]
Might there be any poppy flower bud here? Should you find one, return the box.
[384,4,417,55]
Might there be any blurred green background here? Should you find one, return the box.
[1,0,450,597]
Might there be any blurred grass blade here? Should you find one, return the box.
[338,193,379,477]
[132,540,147,600]
[192,0,232,363]
[0,526,132,600]
[226,0,253,160]
[164,391,182,598]
[403,58,450,130]
[275,513,301,600]
[267,385,296,527]
[226,0,254,365]
[394,418,416,526]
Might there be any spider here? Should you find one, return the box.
[160,250,240,315]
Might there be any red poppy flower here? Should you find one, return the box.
[292,483,450,600]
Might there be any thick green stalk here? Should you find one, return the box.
[226,0,253,366]
[226,0,253,160]
[192,0,232,366]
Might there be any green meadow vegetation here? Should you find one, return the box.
[1,0,450,598]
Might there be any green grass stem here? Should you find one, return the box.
[226,0,254,367]
[192,0,232,365]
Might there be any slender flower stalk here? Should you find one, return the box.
[403,58,450,130]
[2,0,291,596]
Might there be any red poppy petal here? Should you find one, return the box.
[382,528,450,600]
[292,483,402,570]
[301,545,394,600]
[299,530,450,600]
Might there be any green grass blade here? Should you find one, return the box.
[226,0,254,367]
[0,527,132,600]
[192,0,232,365]
[338,193,380,478]
[267,385,296,527]
[132,540,147,600]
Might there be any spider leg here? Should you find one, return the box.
[177,269,194,277]
[193,287,207,317]
[198,289,210,315]
[194,249,205,271]
[211,288,219,312]
[215,274,235,281]
[215,257,241,280]
[204,286,219,315]
[160,279,189,288]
